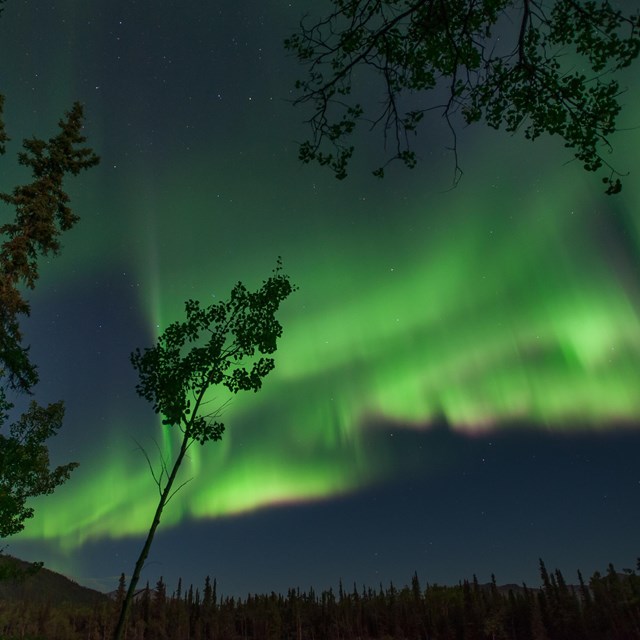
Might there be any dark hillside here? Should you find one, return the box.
[0,555,108,607]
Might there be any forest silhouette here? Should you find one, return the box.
[0,556,639,639]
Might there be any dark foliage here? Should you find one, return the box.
[0,93,99,542]
[131,261,296,441]
[114,262,296,639]
[0,403,76,538]
[0,101,100,391]
[286,0,640,193]
[1,557,639,639]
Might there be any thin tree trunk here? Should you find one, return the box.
[113,430,190,640]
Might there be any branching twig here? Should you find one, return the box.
[286,0,640,193]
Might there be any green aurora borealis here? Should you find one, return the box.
[2,0,640,590]
[15,157,640,550]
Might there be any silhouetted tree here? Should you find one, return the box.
[0,100,99,390]
[113,261,296,639]
[0,31,99,541]
[149,576,168,639]
[115,572,127,607]
[0,402,77,540]
[202,575,216,640]
[462,578,484,640]
[286,0,639,193]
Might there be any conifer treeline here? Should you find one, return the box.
[0,558,639,639]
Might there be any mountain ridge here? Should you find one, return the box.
[0,555,109,606]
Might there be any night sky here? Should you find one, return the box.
[2,1,640,597]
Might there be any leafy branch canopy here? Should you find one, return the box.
[115,262,296,638]
[286,0,640,193]
[131,259,296,447]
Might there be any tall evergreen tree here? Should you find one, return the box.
[0,76,99,541]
